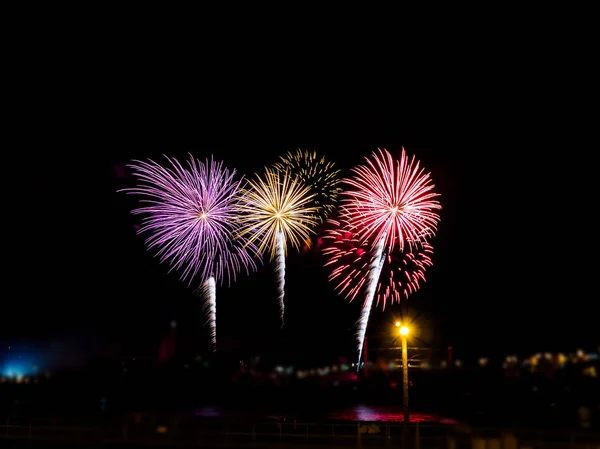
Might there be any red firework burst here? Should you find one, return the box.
[321,220,434,309]
[341,147,441,254]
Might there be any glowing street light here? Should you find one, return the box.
[397,323,410,432]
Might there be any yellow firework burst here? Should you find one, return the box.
[272,149,342,222]
[236,167,320,259]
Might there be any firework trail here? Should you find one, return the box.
[276,231,286,323]
[325,147,440,366]
[236,167,319,326]
[122,154,259,351]
[272,149,342,223]
[356,232,386,369]
[198,276,217,348]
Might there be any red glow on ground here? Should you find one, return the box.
[328,405,457,424]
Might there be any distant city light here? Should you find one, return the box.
[1,350,42,379]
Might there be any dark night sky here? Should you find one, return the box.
[3,19,596,365]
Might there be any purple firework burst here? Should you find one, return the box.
[122,154,259,287]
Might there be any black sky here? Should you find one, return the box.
[4,19,596,364]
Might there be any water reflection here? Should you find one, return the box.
[329,405,456,424]
[195,406,224,417]
[192,404,456,424]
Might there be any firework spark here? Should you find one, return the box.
[122,154,258,350]
[341,147,441,255]
[272,149,342,222]
[236,167,319,325]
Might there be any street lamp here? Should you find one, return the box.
[399,324,410,430]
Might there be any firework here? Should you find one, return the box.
[341,147,441,255]
[272,149,342,222]
[322,226,433,308]
[322,222,434,366]
[328,148,440,369]
[122,154,259,350]
[236,167,319,325]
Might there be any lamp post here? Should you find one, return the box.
[395,321,410,430]
[400,325,409,427]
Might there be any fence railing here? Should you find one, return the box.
[1,419,599,448]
